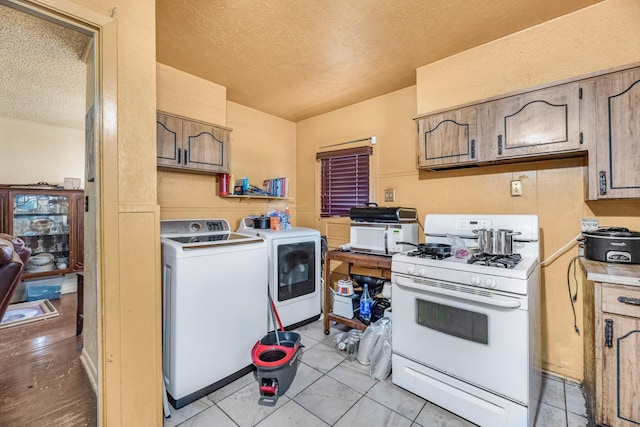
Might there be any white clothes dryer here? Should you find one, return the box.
[239,218,321,329]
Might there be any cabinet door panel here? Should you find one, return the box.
[183,121,228,173]
[416,107,477,169]
[156,113,183,168]
[490,83,581,159]
[601,315,640,427]
[595,68,640,199]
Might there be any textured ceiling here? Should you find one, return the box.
[0,4,90,130]
[0,1,601,131]
[156,0,601,122]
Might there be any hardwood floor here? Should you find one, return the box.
[0,293,96,426]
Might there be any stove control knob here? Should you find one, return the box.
[486,279,497,289]
[470,276,481,286]
[418,268,427,277]
[407,266,415,275]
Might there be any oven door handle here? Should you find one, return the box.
[394,276,521,309]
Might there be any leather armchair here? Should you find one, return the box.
[0,234,31,320]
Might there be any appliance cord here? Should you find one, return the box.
[540,232,582,266]
[566,256,581,335]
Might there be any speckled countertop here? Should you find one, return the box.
[580,258,640,287]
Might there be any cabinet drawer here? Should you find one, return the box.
[602,283,640,318]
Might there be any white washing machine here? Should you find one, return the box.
[161,219,268,408]
[239,218,321,330]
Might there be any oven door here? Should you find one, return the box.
[272,236,319,303]
[392,272,529,404]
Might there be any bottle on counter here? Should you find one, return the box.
[359,283,372,322]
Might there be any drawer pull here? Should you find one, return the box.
[604,318,613,348]
[618,296,640,306]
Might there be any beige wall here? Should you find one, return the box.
[58,0,162,425]
[297,0,640,382]
[156,63,296,229]
[416,0,640,115]
[0,117,84,185]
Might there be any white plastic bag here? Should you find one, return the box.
[357,317,389,366]
[369,318,392,380]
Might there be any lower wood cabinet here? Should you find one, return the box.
[583,264,640,427]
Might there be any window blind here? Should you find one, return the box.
[316,146,372,217]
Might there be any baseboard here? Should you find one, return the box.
[80,348,99,395]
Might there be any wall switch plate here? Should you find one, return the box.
[581,218,599,231]
[384,189,395,202]
[510,180,523,197]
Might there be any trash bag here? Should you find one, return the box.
[357,317,390,366]
[369,318,392,380]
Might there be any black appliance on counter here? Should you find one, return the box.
[581,227,640,264]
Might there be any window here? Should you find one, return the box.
[316,146,372,217]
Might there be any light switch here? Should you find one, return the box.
[384,189,395,202]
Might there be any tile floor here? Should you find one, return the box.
[164,319,589,427]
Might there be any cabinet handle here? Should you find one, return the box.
[604,318,613,348]
[177,148,182,165]
[618,296,640,306]
[599,171,607,195]
[498,135,503,155]
[184,149,188,165]
[470,139,476,159]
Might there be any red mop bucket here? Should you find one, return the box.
[251,294,302,406]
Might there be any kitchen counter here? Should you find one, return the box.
[580,258,640,287]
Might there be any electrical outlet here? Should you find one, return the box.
[581,218,599,231]
[384,189,395,202]
[510,180,523,197]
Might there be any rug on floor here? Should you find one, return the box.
[0,299,59,329]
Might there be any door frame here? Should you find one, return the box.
[2,0,118,424]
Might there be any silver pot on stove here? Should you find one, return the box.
[473,229,521,255]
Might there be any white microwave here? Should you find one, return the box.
[350,222,418,256]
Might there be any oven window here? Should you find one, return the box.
[277,242,316,301]
[416,299,488,344]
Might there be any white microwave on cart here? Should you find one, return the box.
[239,218,322,329]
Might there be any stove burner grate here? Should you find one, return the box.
[467,253,522,269]
[407,250,449,260]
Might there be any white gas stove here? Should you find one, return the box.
[391,214,542,427]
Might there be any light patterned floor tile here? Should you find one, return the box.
[335,396,413,427]
[299,342,345,373]
[163,398,211,427]
[294,375,363,425]
[536,401,567,427]
[255,400,329,427]
[216,382,290,427]
[327,359,378,394]
[540,375,566,410]
[295,318,347,342]
[204,372,256,403]
[177,404,237,427]
[565,382,587,416]
[366,377,426,420]
[567,411,588,427]
[284,362,323,398]
[414,402,477,427]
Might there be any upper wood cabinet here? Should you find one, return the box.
[590,67,640,199]
[480,82,585,160]
[156,111,231,174]
[415,107,478,169]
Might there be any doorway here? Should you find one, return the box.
[0,1,99,424]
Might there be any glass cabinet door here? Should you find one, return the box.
[13,193,70,274]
